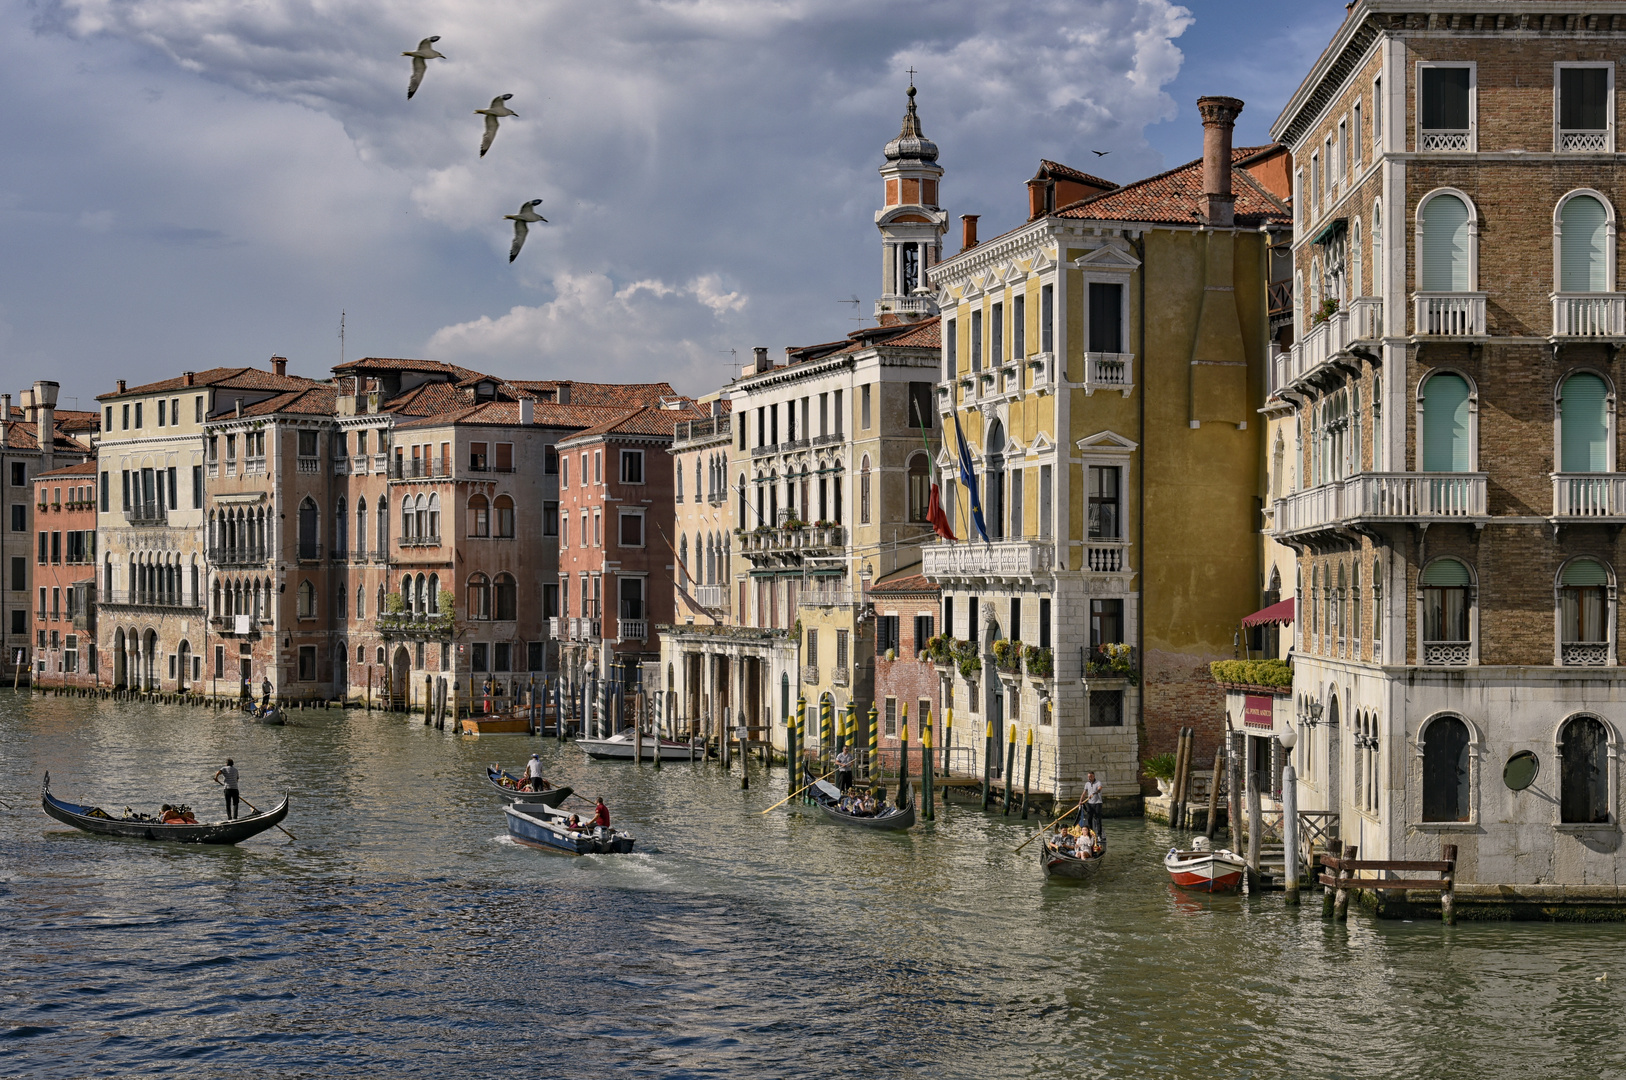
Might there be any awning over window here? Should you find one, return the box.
[1310,216,1347,247]
[1241,598,1295,627]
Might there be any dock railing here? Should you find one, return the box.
[1317,840,1458,924]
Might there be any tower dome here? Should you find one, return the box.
[884,85,940,163]
[875,81,948,320]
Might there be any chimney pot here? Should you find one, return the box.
[116,379,126,394]
[271,356,287,377]
[960,214,980,251]
[753,347,770,373]
[519,398,535,425]
[183,371,195,387]
[1196,95,1245,227]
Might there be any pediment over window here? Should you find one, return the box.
[1029,248,1057,272]
[1076,430,1139,452]
[1028,431,1054,455]
[1072,245,1142,273]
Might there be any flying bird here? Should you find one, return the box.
[505,199,547,262]
[476,94,518,157]
[402,36,445,99]
[1091,149,1110,157]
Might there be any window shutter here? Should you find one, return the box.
[1420,195,1470,292]
[1561,372,1609,472]
[1420,559,1471,587]
[1561,196,1608,293]
[1422,373,1471,472]
[1562,558,1609,587]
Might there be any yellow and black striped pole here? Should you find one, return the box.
[921,704,935,820]
[1002,723,1018,815]
[981,720,995,810]
[794,694,806,796]
[898,700,910,805]
[1020,726,1034,819]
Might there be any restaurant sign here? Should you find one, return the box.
[1243,694,1275,730]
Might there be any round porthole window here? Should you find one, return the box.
[1503,750,1539,791]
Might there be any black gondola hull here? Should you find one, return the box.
[41,784,289,845]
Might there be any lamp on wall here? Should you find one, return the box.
[1302,698,1324,728]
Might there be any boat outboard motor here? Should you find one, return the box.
[1192,835,1212,852]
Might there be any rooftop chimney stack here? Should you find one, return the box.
[183,371,195,387]
[1197,95,1245,227]
[960,214,979,252]
[116,379,126,394]
[753,347,770,373]
[519,398,534,425]
[1,393,9,449]
[34,380,58,469]
[271,356,288,377]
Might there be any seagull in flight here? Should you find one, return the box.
[505,199,547,262]
[402,36,445,99]
[476,94,518,157]
[1091,149,1110,157]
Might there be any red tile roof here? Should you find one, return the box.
[556,402,706,445]
[383,382,474,417]
[5,422,91,454]
[98,366,322,401]
[885,316,941,349]
[333,356,484,380]
[236,385,341,418]
[508,380,679,408]
[35,460,98,479]
[394,400,633,431]
[1035,160,1116,190]
[870,571,939,596]
[1054,145,1291,227]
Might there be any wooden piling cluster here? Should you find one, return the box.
[1317,841,1458,925]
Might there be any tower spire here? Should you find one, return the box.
[876,80,947,321]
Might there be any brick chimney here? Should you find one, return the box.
[753,347,771,374]
[960,214,979,252]
[116,379,126,394]
[271,356,287,377]
[1197,96,1245,227]
[183,371,195,387]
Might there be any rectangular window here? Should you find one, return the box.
[991,302,1003,363]
[469,441,489,470]
[192,465,202,508]
[1337,118,1348,180]
[1308,152,1318,212]
[1088,465,1121,539]
[1090,598,1124,649]
[1420,64,1473,149]
[37,531,46,564]
[971,309,983,371]
[527,642,545,672]
[786,400,796,442]
[619,511,644,547]
[1559,65,1613,151]
[50,531,60,564]
[105,406,113,430]
[1089,689,1125,727]
[298,646,316,681]
[1013,294,1026,359]
[1088,282,1123,352]
[489,442,512,472]
[862,385,872,430]
[9,556,22,591]
[472,642,489,673]
[836,629,849,670]
[593,511,602,547]
[877,615,900,655]
[1040,284,1054,353]
[1039,598,1051,649]
[157,399,166,427]
[10,504,23,531]
[914,614,934,652]
[1373,76,1383,143]
[1039,464,1053,538]
[195,396,203,423]
[885,697,897,737]
[543,501,559,536]
[620,450,644,484]
[542,583,559,618]
[594,451,603,484]
[121,404,129,430]
[1009,470,1024,537]
[215,644,225,679]
[134,402,142,428]
[945,319,956,380]
[543,445,558,474]
[494,642,512,672]
[167,466,177,510]
[944,597,954,640]
[1352,101,1362,170]
[908,382,934,429]
[834,390,843,434]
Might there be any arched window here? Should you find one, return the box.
[401,498,414,540]
[401,574,412,606]
[494,573,517,620]
[859,455,872,525]
[415,572,427,614]
[1419,191,1472,292]
[356,583,366,619]
[1421,372,1472,472]
[1560,715,1611,824]
[1421,558,1472,664]
[675,459,684,501]
[335,497,348,553]
[468,573,491,620]
[1559,558,1610,664]
[1351,218,1363,298]
[494,495,515,538]
[297,579,316,618]
[356,498,368,555]
[468,494,490,537]
[907,453,930,523]
[1559,193,1611,292]
[378,497,389,551]
[1336,563,1348,645]
[1371,200,1383,296]
[1559,372,1610,473]
[298,497,318,559]
[1421,715,1471,822]
[1310,565,1320,639]
[985,419,1005,539]
[414,494,427,540]
[427,493,441,539]
[428,573,440,614]
[679,535,689,586]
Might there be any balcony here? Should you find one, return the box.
[399,534,442,548]
[832,666,850,687]
[548,617,561,638]
[373,453,388,472]
[99,590,201,612]
[741,524,845,563]
[923,538,1055,583]
[1419,129,1472,152]
[565,617,602,641]
[1273,473,1488,538]
[1028,352,1055,393]
[1559,130,1609,152]
[377,611,454,639]
[802,664,820,684]
[1083,352,1134,396]
[1562,641,1609,667]
[1085,541,1129,573]
[877,295,937,317]
[1414,293,1486,337]
[125,503,166,526]
[674,415,732,448]
[390,460,451,480]
[1552,294,1626,338]
[618,618,647,643]
[1554,475,1626,518]
[694,584,726,610]
[1422,641,1471,667]
[297,456,320,474]
[208,546,268,567]
[1279,298,1382,391]
[297,542,323,563]
[245,456,267,476]
[333,457,351,476]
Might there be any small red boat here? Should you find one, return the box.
[1164,838,1246,893]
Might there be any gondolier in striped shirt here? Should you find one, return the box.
[1075,772,1103,836]
[214,759,241,820]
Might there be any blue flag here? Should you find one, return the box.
[954,410,989,544]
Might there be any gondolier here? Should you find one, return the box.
[214,759,241,820]
[1076,771,1103,836]
[834,747,855,793]
[524,754,547,791]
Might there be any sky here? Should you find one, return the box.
[1,0,1348,405]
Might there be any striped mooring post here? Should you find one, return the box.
[921,705,935,821]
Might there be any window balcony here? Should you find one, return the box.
[377,611,454,639]
[1562,641,1609,667]
[695,584,726,610]
[1083,352,1133,397]
[1085,540,1129,573]
[1422,641,1471,666]
[923,538,1055,583]
[1559,130,1609,152]
[399,534,442,548]
[1419,129,1472,152]
[333,457,351,476]
[1414,293,1486,337]
[1028,352,1055,393]
[297,457,320,474]
[1554,474,1626,518]
[208,546,268,567]
[673,415,731,449]
[832,666,850,687]
[125,503,166,526]
[245,456,267,476]
[1272,473,1488,538]
[1552,294,1626,337]
[618,617,647,643]
[802,664,820,684]
[741,524,845,563]
[297,542,323,563]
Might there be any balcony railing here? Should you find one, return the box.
[1552,293,1626,337]
[399,534,442,547]
[1559,130,1609,152]
[694,584,726,610]
[1414,293,1486,336]
[674,416,732,446]
[1273,473,1488,537]
[1267,279,1293,316]
[832,666,850,687]
[245,456,267,476]
[1422,641,1471,666]
[297,457,320,474]
[99,590,202,610]
[548,617,561,639]
[566,617,602,641]
[741,524,845,560]
[923,539,1055,581]
[208,546,268,566]
[1554,474,1626,517]
[618,618,647,643]
[1083,352,1133,396]
[297,543,323,562]
[1280,299,1383,389]
[1419,129,1472,151]
[802,664,820,684]
[1562,641,1609,666]
[125,503,166,525]
[1085,541,1128,573]
[376,611,454,638]
[391,460,452,480]
[1028,351,1055,393]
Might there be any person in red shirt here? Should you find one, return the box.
[592,798,611,829]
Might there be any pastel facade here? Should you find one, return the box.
[30,460,99,687]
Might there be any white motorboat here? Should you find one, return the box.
[578,728,697,762]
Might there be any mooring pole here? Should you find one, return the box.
[943,707,953,777]
[981,721,994,810]
[921,706,935,821]
[1282,761,1300,906]
[1020,727,1034,819]
[1002,724,1017,815]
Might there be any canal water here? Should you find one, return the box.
[3,692,1624,1079]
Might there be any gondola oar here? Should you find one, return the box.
[758,771,834,814]
[214,776,297,841]
[1013,804,1080,854]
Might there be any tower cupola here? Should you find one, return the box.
[875,81,948,320]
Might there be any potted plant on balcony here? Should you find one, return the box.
[953,638,981,679]
[1312,297,1340,325]
[1086,642,1138,685]
[925,634,954,667]
[437,590,456,620]
[1144,752,1177,797]
[1023,644,1053,678]
[992,638,1023,675]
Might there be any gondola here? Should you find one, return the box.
[805,775,915,831]
[1039,830,1106,880]
[40,773,289,845]
[485,765,573,806]
[240,702,285,725]
[503,801,636,855]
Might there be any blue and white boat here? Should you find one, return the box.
[502,801,636,855]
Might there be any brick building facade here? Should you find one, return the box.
[31,461,99,688]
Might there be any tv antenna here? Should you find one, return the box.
[838,295,860,309]
[339,311,346,367]
[718,347,739,366]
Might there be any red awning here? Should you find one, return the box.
[1241,598,1294,627]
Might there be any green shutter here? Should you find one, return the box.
[1420,195,1470,292]
[1421,558,1471,586]
[1562,558,1609,587]
[1561,196,1608,293]
[1422,373,1471,472]
[1561,372,1609,472]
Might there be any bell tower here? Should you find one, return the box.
[876,80,947,320]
